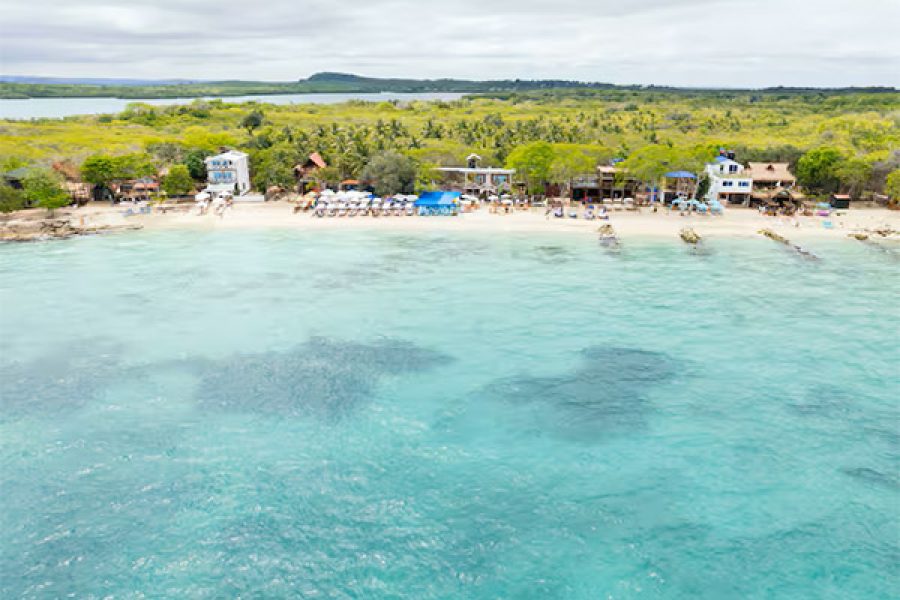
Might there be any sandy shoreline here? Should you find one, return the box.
[10,202,900,243]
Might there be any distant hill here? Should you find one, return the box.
[0,72,895,99]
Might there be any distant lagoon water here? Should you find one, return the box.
[0,92,467,120]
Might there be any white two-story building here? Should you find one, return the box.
[705,155,752,205]
[204,150,251,196]
[437,154,514,197]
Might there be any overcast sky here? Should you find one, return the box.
[1,0,898,87]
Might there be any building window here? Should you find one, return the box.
[723,181,733,187]
[739,181,750,187]
[729,165,738,173]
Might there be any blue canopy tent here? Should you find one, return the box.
[415,191,461,216]
[665,170,697,179]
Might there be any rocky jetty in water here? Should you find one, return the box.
[758,228,818,259]
[679,227,701,244]
[0,214,142,242]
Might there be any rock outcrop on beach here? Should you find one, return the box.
[597,224,619,246]
[679,227,701,244]
[0,215,142,242]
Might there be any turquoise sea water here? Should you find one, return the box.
[1,230,897,598]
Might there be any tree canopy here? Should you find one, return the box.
[81,153,156,187]
[241,110,265,136]
[1,88,897,198]
[796,147,844,193]
[22,169,70,214]
[0,181,26,213]
[506,142,555,193]
[361,151,417,196]
[885,170,900,200]
[162,165,194,196]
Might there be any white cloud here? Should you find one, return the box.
[0,0,897,87]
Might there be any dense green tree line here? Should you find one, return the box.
[2,89,898,201]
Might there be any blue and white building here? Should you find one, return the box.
[204,150,251,196]
[705,155,752,205]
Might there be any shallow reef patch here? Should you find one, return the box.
[191,337,451,420]
[479,346,676,440]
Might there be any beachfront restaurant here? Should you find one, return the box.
[661,171,697,203]
[752,186,805,210]
[571,165,639,202]
[437,155,514,198]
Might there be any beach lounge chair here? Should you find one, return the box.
[552,207,564,218]
[404,201,416,216]
[584,206,596,220]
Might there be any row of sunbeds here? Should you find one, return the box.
[313,198,417,217]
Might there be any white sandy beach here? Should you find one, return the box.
[65,202,900,243]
